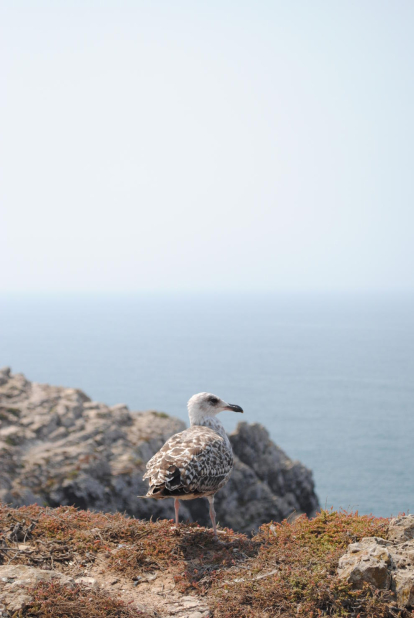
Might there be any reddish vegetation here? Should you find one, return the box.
[0,504,412,617]
[212,510,396,617]
[15,581,146,618]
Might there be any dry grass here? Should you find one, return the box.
[0,504,412,618]
[211,510,398,617]
[0,503,257,586]
[14,581,150,617]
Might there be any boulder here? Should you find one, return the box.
[388,514,414,543]
[338,515,414,609]
[337,537,392,589]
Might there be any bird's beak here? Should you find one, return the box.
[223,402,243,413]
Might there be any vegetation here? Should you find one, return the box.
[0,504,411,617]
[212,510,395,617]
[15,581,145,618]
[150,411,169,419]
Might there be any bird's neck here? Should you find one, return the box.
[191,415,229,444]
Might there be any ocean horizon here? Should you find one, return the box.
[1,291,413,518]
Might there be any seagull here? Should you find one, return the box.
[142,392,243,536]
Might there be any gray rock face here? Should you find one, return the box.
[338,515,414,609]
[229,422,320,518]
[0,368,319,533]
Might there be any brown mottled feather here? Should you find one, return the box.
[143,426,233,499]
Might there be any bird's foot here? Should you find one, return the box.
[212,530,231,545]
[213,537,231,546]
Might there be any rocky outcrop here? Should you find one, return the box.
[0,368,319,533]
[338,515,414,609]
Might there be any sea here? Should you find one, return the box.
[1,292,413,518]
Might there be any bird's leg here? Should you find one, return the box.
[207,495,217,537]
[174,498,180,526]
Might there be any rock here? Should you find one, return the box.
[338,516,414,609]
[393,570,414,608]
[229,422,319,519]
[388,514,414,542]
[0,367,11,387]
[0,565,73,587]
[0,565,73,612]
[337,537,392,589]
[0,369,319,532]
[0,425,23,445]
[4,592,32,613]
[74,576,98,588]
[166,596,211,617]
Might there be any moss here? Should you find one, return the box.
[7,407,21,416]
[151,411,169,419]
[0,407,21,421]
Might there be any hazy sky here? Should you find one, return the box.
[1,1,413,293]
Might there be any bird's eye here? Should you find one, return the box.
[209,397,219,405]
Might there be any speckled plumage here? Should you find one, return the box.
[142,393,243,534]
[143,423,233,499]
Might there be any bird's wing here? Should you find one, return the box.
[143,426,233,497]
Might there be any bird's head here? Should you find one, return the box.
[187,392,243,425]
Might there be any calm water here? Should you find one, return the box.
[1,293,413,517]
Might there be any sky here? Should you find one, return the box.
[1,1,413,294]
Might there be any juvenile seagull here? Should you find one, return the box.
[142,393,243,536]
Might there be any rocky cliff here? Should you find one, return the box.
[0,368,319,532]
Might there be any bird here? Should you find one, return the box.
[142,392,243,537]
